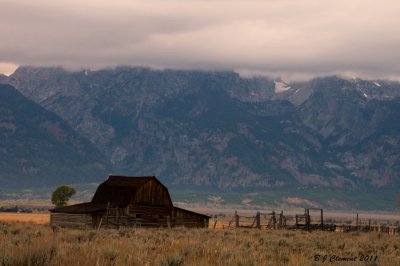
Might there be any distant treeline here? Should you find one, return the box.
[0,206,32,213]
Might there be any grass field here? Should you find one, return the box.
[0,213,49,224]
[1,213,400,265]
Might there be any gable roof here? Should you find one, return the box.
[91,175,172,205]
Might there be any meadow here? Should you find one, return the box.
[0,213,49,225]
[0,213,399,266]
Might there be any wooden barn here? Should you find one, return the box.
[50,175,210,229]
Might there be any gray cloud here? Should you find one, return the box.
[1,0,400,80]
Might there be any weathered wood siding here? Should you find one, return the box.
[101,205,172,228]
[50,205,209,229]
[50,213,93,228]
[172,207,209,228]
[127,205,171,217]
[133,179,172,207]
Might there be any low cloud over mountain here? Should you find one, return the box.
[1,1,400,80]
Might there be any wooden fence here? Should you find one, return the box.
[211,208,399,235]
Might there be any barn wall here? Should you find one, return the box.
[50,213,93,228]
[50,207,208,229]
[133,180,172,207]
[101,205,172,228]
[172,208,209,228]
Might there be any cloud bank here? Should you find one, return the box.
[1,0,400,80]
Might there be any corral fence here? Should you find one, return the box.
[211,208,400,235]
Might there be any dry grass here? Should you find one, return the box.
[0,213,49,224]
[0,220,399,266]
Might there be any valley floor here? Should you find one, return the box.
[0,213,49,224]
[1,208,399,226]
[0,215,399,265]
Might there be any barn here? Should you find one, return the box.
[50,175,210,229]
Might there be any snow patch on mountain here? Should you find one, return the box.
[274,80,291,93]
[373,81,381,87]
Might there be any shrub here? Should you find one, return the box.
[101,248,118,262]
[0,255,12,266]
[160,255,184,266]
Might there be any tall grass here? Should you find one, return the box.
[0,221,399,265]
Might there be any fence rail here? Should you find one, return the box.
[210,208,399,235]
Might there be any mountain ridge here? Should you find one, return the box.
[0,83,110,188]
[1,66,400,192]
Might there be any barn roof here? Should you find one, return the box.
[173,206,211,218]
[91,175,172,205]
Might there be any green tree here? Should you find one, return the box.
[51,185,76,207]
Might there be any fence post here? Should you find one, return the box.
[320,209,324,229]
[213,220,217,229]
[256,211,261,229]
[304,208,311,230]
[272,211,276,229]
[235,211,239,228]
[106,202,110,224]
[356,213,359,230]
[167,216,171,228]
[97,216,103,231]
[279,211,283,229]
[116,206,119,224]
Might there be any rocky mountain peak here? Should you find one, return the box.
[1,67,400,193]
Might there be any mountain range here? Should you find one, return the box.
[1,67,399,206]
[0,83,107,188]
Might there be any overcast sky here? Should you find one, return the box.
[1,0,400,80]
